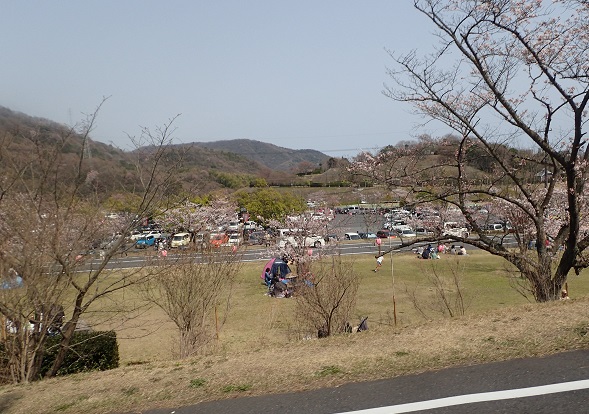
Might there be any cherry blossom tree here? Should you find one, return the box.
[157,198,238,240]
[0,102,187,382]
[352,0,589,302]
[266,212,332,276]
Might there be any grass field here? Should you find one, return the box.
[1,249,589,414]
[107,250,587,363]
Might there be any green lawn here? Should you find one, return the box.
[89,249,589,363]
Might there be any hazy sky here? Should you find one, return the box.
[2,1,437,158]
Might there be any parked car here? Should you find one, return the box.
[227,233,241,246]
[170,232,191,248]
[142,230,162,240]
[358,232,377,239]
[347,206,361,215]
[129,230,145,241]
[415,227,434,237]
[443,222,470,238]
[135,235,157,249]
[376,229,394,239]
[227,221,241,232]
[485,223,504,232]
[243,221,258,230]
[247,231,269,245]
[396,228,417,238]
[278,235,326,248]
[344,232,361,240]
[210,233,229,248]
[383,220,408,230]
[306,235,326,248]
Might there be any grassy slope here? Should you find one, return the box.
[1,250,589,414]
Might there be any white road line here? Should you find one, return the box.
[338,379,589,414]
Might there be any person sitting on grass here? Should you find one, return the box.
[264,268,273,287]
[270,276,289,298]
[422,244,432,259]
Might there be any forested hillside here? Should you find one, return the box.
[194,139,328,172]
[0,106,335,194]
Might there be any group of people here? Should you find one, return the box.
[415,244,441,259]
[415,243,468,258]
[450,245,468,255]
[264,267,291,298]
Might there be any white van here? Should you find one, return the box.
[277,228,299,238]
[170,232,191,248]
[443,222,470,238]
[347,206,360,214]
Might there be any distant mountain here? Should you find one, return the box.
[192,139,329,172]
[0,106,331,193]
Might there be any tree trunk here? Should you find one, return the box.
[45,311,81,378]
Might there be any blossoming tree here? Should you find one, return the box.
[352,0,589,302]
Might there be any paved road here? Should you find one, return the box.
[142,349,589,414]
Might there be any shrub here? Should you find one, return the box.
[39,331,119,377]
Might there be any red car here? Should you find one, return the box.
[376,229,395,238]
[210,233,229,247]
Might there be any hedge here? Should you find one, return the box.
[39,330,119,377]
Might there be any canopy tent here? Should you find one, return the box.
[260,257,291,280]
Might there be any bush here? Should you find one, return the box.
[39,330,119,377]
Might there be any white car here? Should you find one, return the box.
[129,231,144,241]
[143,231,162,240]
[278,235,325,248]
[227,233,241,245]
[243,221,258,230]
[227,221,241,232]
[443,222,470,238]
[344,232,361,240]
[170,232,191,248]
[396,228,417,238]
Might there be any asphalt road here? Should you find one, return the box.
[142,349,589,414]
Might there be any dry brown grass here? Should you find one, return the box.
[1,251,589,414]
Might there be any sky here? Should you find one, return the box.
[1,1,436,158]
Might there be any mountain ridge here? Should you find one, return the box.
[0,106,333,191]
[191,138,329,172]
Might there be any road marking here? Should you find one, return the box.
[338,379,589,413]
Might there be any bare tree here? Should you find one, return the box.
[404,258,469,320]
[294,255,359,338]
[0,100,187,382]
[352,0,589,302]
[141,251,243,359]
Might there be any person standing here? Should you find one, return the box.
[374,254,384,272]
